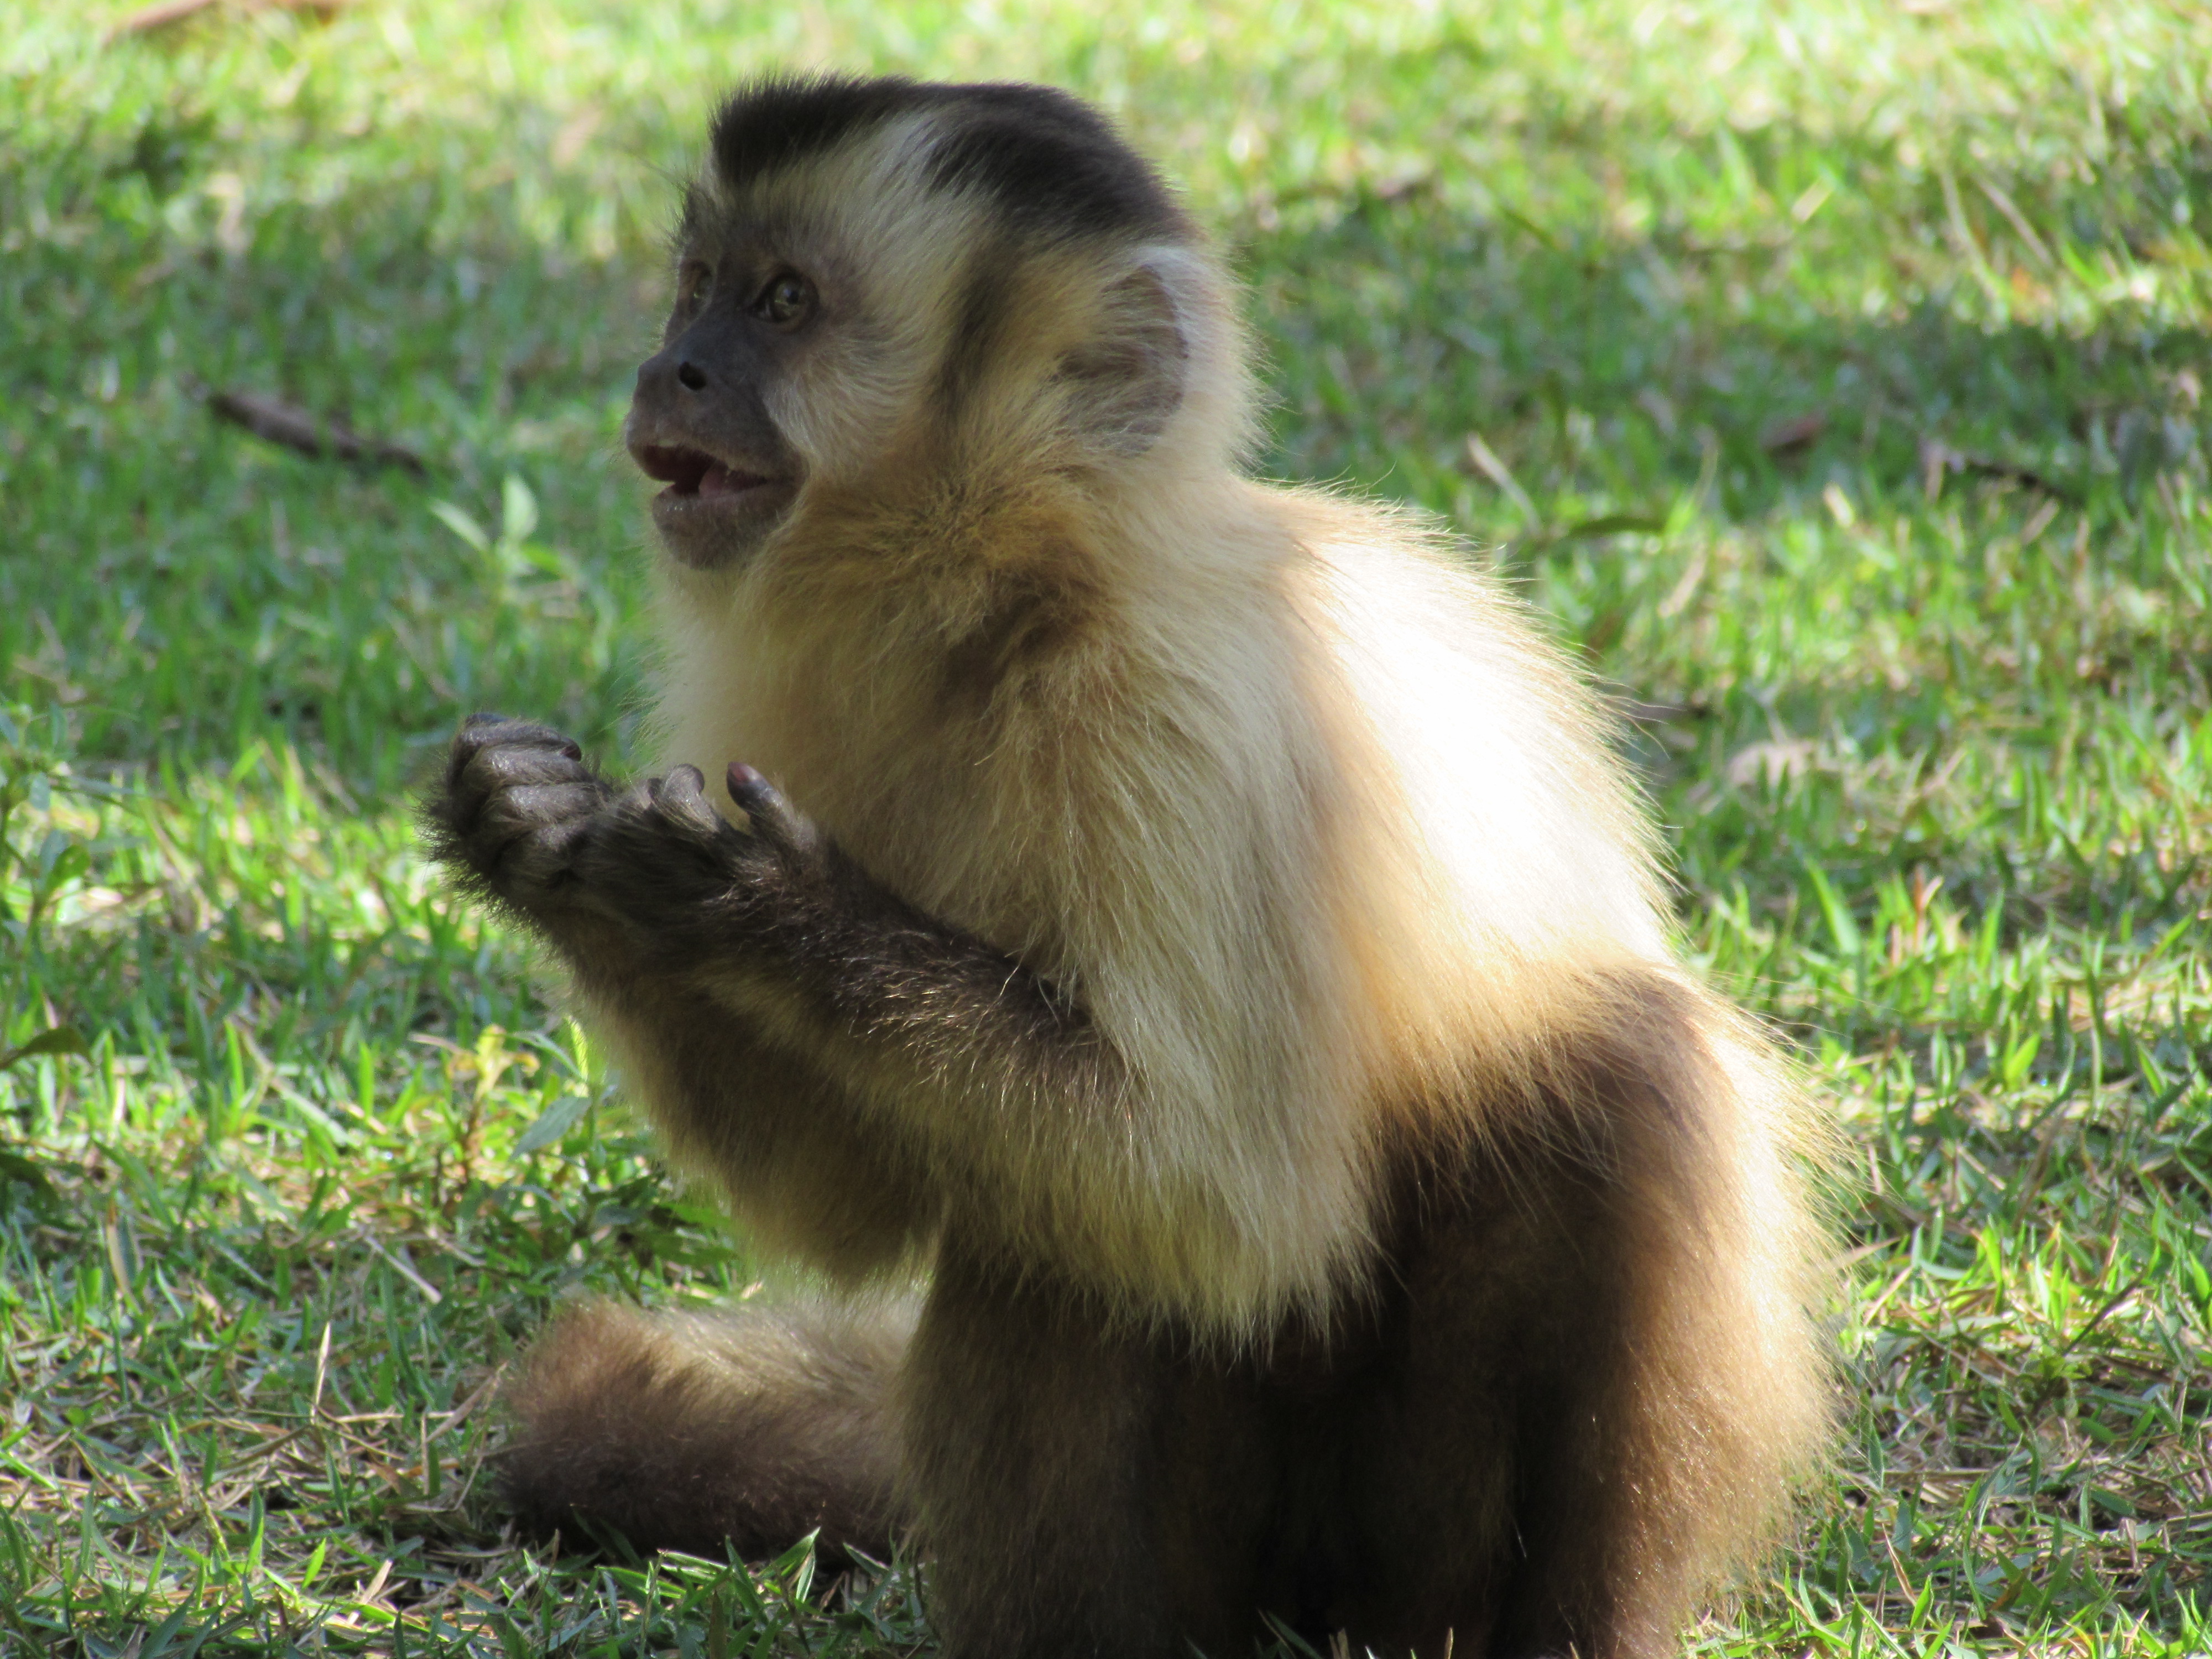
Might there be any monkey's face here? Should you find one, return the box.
[626,95,1224,572]
[625,228,822,570]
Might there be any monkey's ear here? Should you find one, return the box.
[1055,261,1187,456]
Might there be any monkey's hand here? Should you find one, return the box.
[423,716,622,927]
[425,715,834,954]
[561,758,837,954]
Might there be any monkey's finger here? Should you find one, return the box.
[650,765,727,838]
[476,781,608,852]
[448,717,584,779]
[726,763,811,857]
[461,743,597,799]
[456,788,603,893]
[453,716,577,752]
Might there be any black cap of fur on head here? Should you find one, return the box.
[708,75,1194,244]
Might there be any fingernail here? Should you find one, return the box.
[728,763,767,796]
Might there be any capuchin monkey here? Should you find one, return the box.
[425,75,1830,1659]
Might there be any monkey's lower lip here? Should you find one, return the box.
[646,467,800,569]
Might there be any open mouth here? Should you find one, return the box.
[633,444,779,500]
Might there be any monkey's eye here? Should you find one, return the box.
[674,260,711,319]
[754,272,816,330]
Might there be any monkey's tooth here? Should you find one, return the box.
[698,463,773,498]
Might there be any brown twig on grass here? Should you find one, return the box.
[206,388,427,474]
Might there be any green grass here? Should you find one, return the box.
[2,1,2208,1652]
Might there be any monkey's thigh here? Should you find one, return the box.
[1338,1148,1694,1659]
[899,1253,1188,1659]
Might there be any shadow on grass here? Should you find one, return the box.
[1248,178,2209,526]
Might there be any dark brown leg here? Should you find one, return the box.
[1319,1151,1564,1658]
[900,1252,1183,1659]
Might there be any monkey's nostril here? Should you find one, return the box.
[677,361,707,391]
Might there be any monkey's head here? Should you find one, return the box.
[626,76,1253,571]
